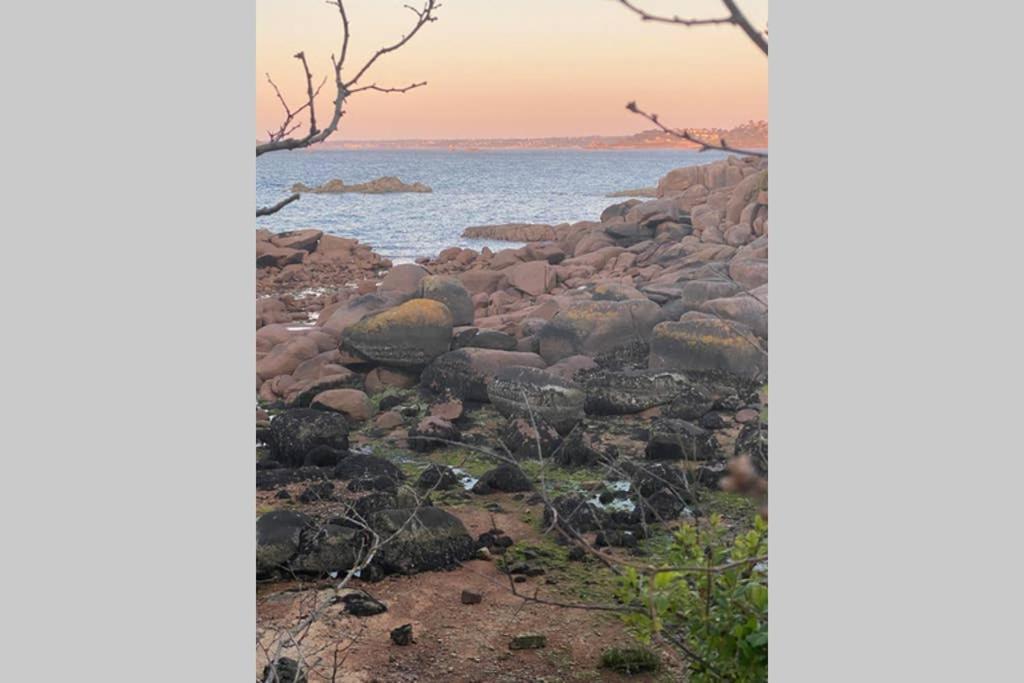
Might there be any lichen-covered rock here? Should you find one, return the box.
[257,510,313,576]
[420,348,546,401]
[418,275,474,326]
[289,524,359,575]
[649,312,767,380]
[537,299,664,364]
[341,298,454,368]
[499,417,562,461]
[268,409,350,467]
[367,507,477,574]
[333,453,405,483]
[581,368,695,415]
[487,366,585,434]
[663,384,716,420]
[646,418,720,461]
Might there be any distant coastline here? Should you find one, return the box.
[255,122,768,152]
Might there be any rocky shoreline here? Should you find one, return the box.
[256,155,767,681]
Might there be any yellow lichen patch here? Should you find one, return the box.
[353,298,453,333]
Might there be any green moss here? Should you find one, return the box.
[600,647,661,675]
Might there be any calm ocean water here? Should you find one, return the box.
[255,148,732,262]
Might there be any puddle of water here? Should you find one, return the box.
[450,466,479,491]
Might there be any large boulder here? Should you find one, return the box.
[537,299,664,365]
[270,229,322,252]
[487,366,585,434]
[341,298,454,368]
[420,348,546,401]
[379,263,430,299]
[649,312,767,380]
[289,524,359,575]
[268,409,350,466]
[646,419,720,461]
[257,336,320,382]
[504,261,556,297]
[458,269,509,296]
[256,510,313,576]
[367,507,477,574]
[418,275,474,326]
[581,369,695,415]
[699,285,768,339]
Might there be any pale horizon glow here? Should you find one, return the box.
[256,0,768,141]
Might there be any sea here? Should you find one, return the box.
[255,148,733,263]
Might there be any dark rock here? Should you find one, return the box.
[461,590,483,605]
[472,464,533,494]
[298,481,335,503]
[257,466,331,491]
[302,445,345,467]
[544,495,609,533]
[699,412,728,430]
[663,384,715,420]
[257,510,312,576]
[552,420,618,468]
[646,419,720,461]
[256,459,282,471]
[487,366,585,434]
[333,453,405,483]
[347,475,399,493]
[498,417,562,461]
[340,591,387,617]
[368,507,476,575]
[268,409,350,467]
[595,529,638,548]
[290,523,358,574]
[378,394,404,411]
[391,624,414,646]
[275,490,292,500]
[417,464,460,490]
[408,416,460,452]
[581,368,695,415]
[466,329,517,351]
[261,657,307,683]
[420,348,546,402]
[734,421,768,475]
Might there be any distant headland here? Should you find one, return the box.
[256,122,768,152]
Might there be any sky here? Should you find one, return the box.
[256,0,768,140]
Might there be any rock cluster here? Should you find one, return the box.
[291,176,432,194]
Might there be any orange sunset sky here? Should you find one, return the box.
[256,0,767,140]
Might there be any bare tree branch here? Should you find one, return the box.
[615,0,767,54]
[626,101,768,158]
[348,81,427,94]
[256,0,439,158]
[257,193,301,217]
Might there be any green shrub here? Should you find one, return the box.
[616,514,768,682]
